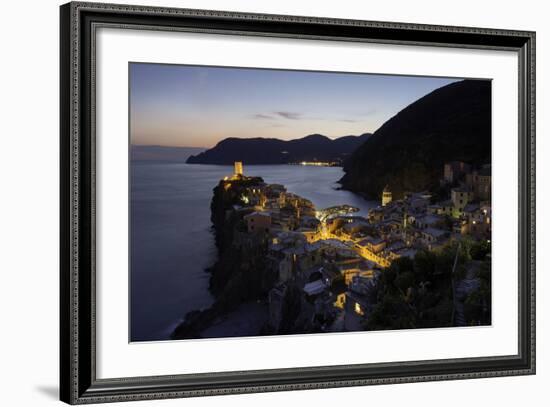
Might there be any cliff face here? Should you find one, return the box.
[339,80,491,200]
[208,177,275,297]
[172,177,276,339]
[186,133,371,165]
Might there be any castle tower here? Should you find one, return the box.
[382,185,392,207]
[234,161,243,177]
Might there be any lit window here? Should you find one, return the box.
[355,303,363,315]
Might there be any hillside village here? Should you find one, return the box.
[173,160,491,339]
[204,159,492,334]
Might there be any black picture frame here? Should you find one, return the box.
[60,2,536,404]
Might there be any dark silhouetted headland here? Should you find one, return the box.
[186,133,371,165]
[339,80,491,199]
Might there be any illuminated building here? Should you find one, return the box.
[381,184,392,207]
[243,211,271,233]
[451,187,474,214]
[465,165,492,201]
[234,161,243,177]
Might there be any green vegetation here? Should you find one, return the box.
[463,258,491,325]
[365,239,491,330]
[278,284,304,335]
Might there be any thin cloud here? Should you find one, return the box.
[253,111,360,123]
[251,113,274,120]
[275,111,302,120]
[251,111,304,120]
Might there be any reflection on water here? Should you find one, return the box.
[130,163,376,341]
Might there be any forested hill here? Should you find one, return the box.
[186,133,371,165]
[339,79,491,199]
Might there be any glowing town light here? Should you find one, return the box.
[355,303,364,315]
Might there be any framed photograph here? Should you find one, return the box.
[60,1,535,404]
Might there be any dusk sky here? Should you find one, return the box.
[130,63,459,148]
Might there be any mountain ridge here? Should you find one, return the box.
[186,133,372,165]
[339,79,491,199]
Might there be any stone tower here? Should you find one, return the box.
[382,184,392,207]
[234,161,243,177]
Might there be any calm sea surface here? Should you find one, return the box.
[131,163,377,341]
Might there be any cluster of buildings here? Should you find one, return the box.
[221,160,491,333]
